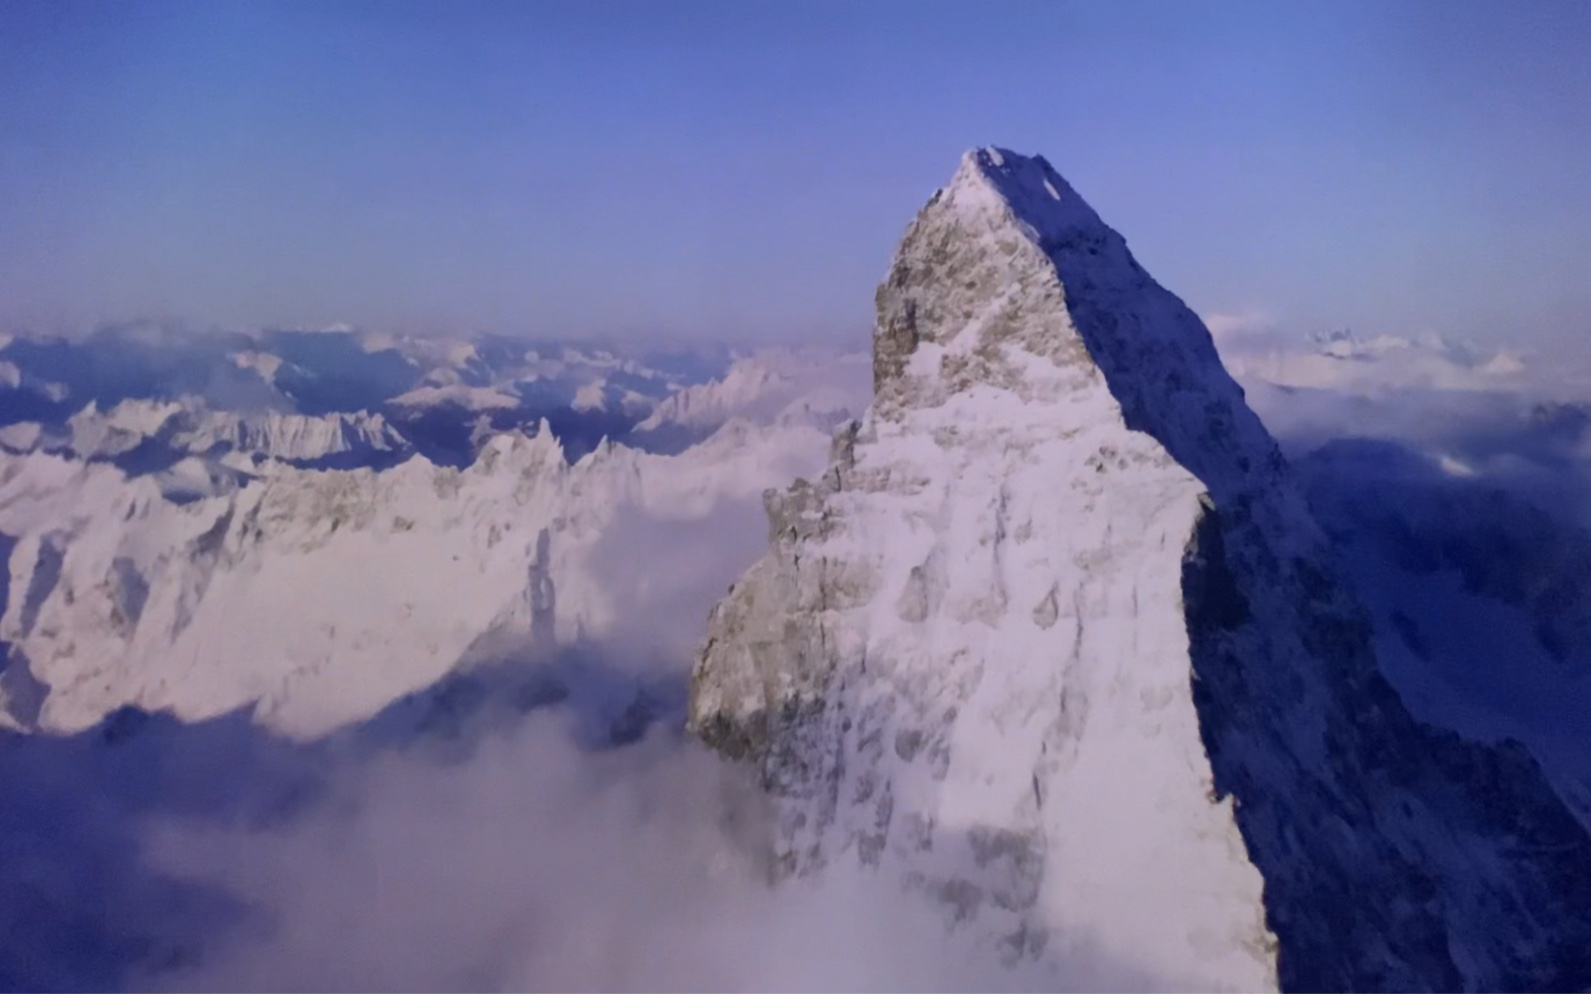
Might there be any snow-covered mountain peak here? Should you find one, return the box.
[42,399,412,468]
[0,404,839,740]
[876,146,1280,503]
[690,147,1591,990]
[636,350,870,438]
[473,418,565,471]
[950,146,1106,235]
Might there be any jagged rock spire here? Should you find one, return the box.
[691,147,1591,991]
[873,147,1281,498]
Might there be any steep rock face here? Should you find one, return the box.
[688,149,1591,990]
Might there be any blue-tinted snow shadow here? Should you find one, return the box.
[1295,435,1591,817]
[0,644,686,993]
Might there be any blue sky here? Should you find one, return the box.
[2,0,1589,349]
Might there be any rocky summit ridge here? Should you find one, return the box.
[687,147,1591,990]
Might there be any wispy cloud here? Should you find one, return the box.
[132,714,1154,993]
[1199,309,1277,342]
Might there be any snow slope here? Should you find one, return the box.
[0,416,833,740]
[689,148,1591,990]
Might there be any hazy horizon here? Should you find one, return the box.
[5,0,1591,350]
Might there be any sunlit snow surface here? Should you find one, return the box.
[0,335,873,738]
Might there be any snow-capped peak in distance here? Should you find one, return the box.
[1209,324,1564,458]
[0,326,758,470]
[1216,325,1536,395]
[0,324,731,420]
[632,349,872,452]
[0,408,839,740]
[0,396,412,474]
[0,325,867,740]
[689,146,1591,990]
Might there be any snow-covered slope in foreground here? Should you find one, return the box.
[689,148,1591,990]
[0,418,832,739]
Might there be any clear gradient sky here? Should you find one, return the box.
[3,0,1589,348]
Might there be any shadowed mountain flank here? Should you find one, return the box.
[689,147,1591,990]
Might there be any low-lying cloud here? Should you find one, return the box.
[130,712,1153,993]
[1213,328,1591,526]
